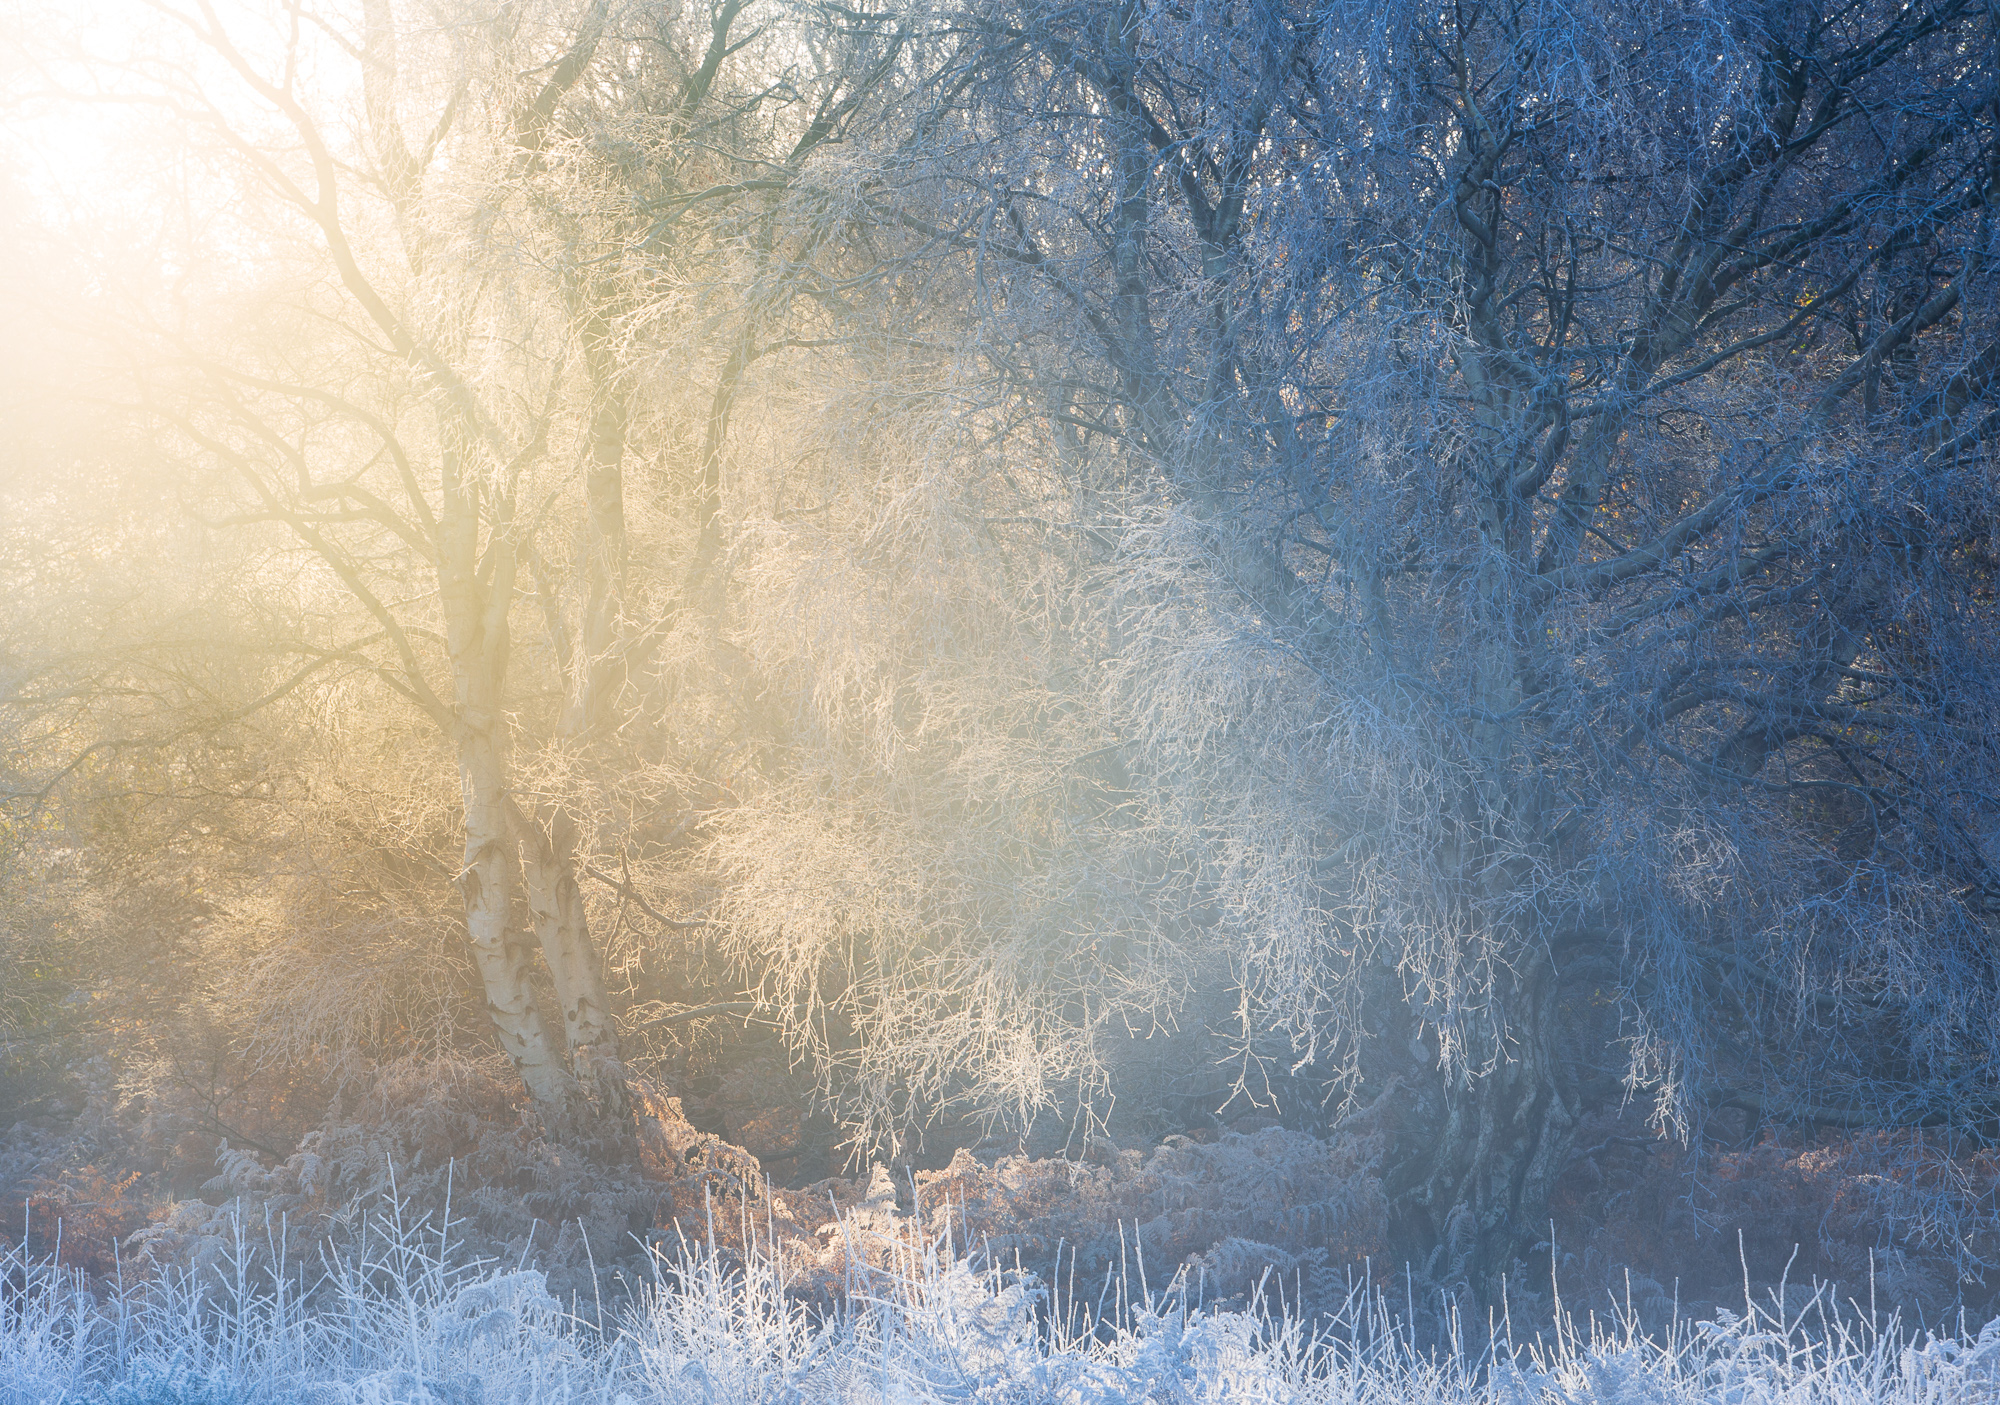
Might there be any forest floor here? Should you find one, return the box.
[4,1081,2000,1403]
[2,1196,1998,1405]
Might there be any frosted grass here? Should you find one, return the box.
[2,1200,1996,1404]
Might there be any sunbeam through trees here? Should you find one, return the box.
[3,0,2000,1390]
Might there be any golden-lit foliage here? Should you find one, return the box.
[3,0,2000,1316]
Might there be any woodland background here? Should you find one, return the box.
[1,0,1999,1346]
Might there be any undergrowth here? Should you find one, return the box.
[0,1190,1996,1404]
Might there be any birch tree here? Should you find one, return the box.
[98,0,794,1153]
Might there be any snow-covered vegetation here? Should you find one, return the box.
[2,1199,1997,1405]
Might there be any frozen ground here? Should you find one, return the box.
[3,1206,1996,1405]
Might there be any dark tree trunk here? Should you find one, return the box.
[1376,952,1579,1303]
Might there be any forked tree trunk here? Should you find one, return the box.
[511,314,642,1159]
[453,700,638,1156]
[517,807,637,1156]
[455,723,575,1114]
[438,445,637,1156]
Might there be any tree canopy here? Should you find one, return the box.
[4,0,1998,1303]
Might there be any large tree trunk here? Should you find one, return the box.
[455,722,575,1114]
[438,448,627,1150]
[481,309,642,1160]
[1378,950,1578,1302]
[517,806,637,1157]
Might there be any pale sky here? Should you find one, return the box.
[4,0,363,230]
